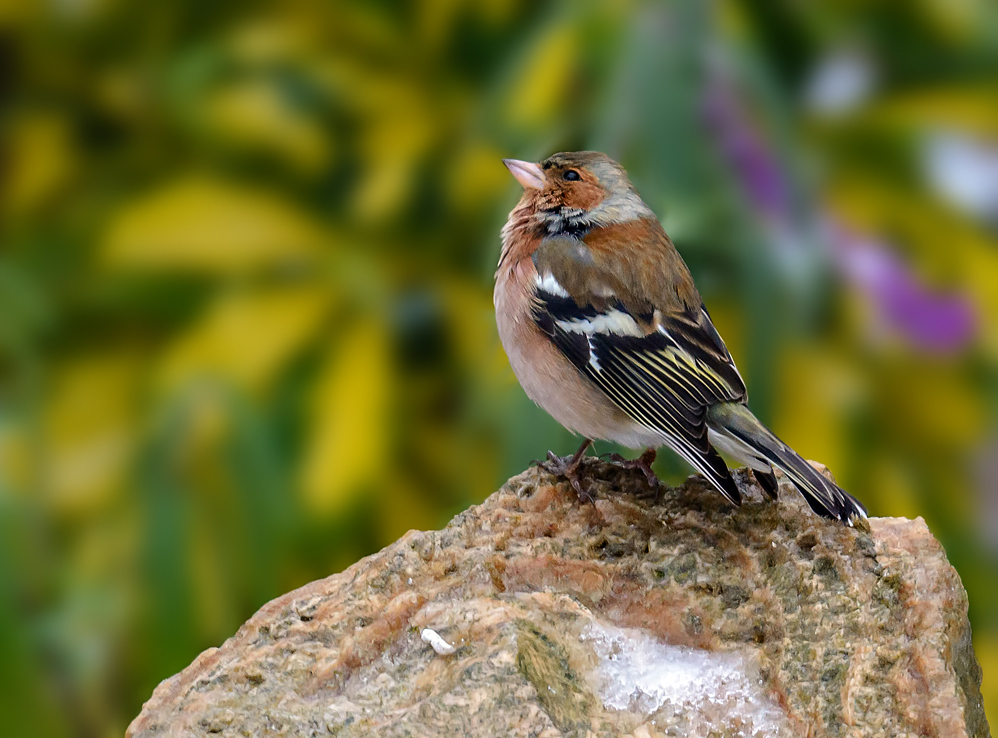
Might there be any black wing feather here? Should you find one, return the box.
[534,287,743,504]
[532,270,868,527]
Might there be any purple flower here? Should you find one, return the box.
[701,81,789,219]
[702,77,976,353]
[825,223,976,354]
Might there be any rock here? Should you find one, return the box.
[127,460,990,738]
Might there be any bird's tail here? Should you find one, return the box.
[706,402,869,530]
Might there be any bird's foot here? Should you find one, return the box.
[603,448,661,499]
[531,439,594,502]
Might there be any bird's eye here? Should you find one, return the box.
[563,170,581,181]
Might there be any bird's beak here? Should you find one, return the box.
[503,159,547,190]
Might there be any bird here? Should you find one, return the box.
[495,151,868,529]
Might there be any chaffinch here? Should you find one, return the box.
[496,151,868,528]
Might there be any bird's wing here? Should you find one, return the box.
[530,238,747,504]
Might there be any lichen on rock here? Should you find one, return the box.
[127,459,990,737]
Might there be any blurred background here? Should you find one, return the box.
[1,0,997,734]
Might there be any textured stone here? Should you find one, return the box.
[128,460,990,738]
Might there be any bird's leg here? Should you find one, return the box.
[531,438,594,502]
[605,448,661,497]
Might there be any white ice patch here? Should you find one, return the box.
[536,272,570,298]
[581,622,790,736]
[420,628,456,655]
[557,310,643,337]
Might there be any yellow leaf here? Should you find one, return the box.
[203,80,333,176]
[374,475,438,547]
[351,90,436,220]
[101,177,328,273]
[977,633,998,733]
[157,286,333,394]
[864,457,921,520]
[1,112,77,219]
[772,346,864,478]
[863,87,998,138]
[473,0,519,25]
[414,0,462,53]
[352,157,415,222]
[0,0,39,23]
[961,243,998,356]
[226,17,322,64]
[877,359,986,449]
[299,319,391,517]
[912,0,980,44]
[447,143,512,213]
[189,502,237,643]
[440,278,500,373]
[505,24,578,129]
[0,424,32,497]
[42,351,144,517]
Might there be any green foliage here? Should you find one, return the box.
[2,0,998,733]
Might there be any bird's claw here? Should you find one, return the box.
[603,449,662,499]
[529,450,562,470]
[532,447,595,503]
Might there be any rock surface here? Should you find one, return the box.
[128,460,990,738]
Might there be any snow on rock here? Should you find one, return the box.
[583,622,790,737]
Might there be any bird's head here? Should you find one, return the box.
[503,151,653,236]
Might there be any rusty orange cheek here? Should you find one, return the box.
[561,182,606,211]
